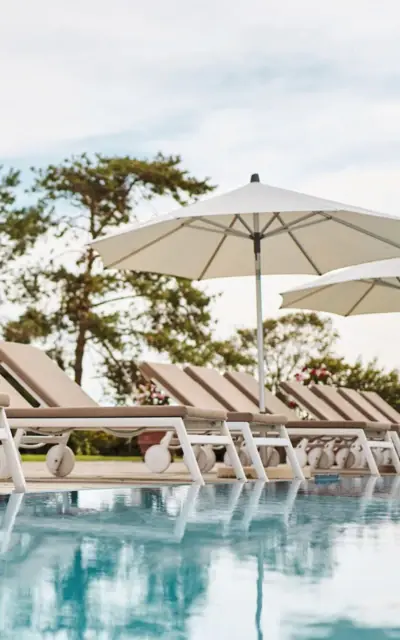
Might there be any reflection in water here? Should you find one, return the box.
[0,477,400,638]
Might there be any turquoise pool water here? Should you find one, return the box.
[1,477,400,639]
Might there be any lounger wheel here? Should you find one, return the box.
[144,444,172,473]
[372,448,384,467]
[295,439,308,468]
[265,447,279,467]
[382,449,392,466]
[335,447,355,469]
[224,444,250,468]
[0,445,18,480]
[323,442,336,468]
[238,444,251,467]
[307,447,330,469]
[223,450,232,467]
[189,445,216,473]
[46,445,76,477]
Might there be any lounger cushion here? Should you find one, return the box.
[0,393,10,407]
[6,405,227,420]
[225,371,298,419]
[227,412,288,425]
[338,388,394,424]
[287,419,390,431]
[185,365,258,412]
[281,381,344,420]
[312,385,372,421]
[0,341,97,407]
[140,362,224,409]
[361,391,400,424]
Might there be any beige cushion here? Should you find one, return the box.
[0,393,10,407]
[140,362,224,409]
[0,371,31,408]
[281,381,344,420]
[339,388,393,424]
[7,405,227,420]
[225,370,298,419]
[227,411,287,425]
[0,342,97,407]
[361,391,400,424]
[185,365,258,412]
[312,385,369,421]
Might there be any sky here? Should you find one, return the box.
[2,0,400,393]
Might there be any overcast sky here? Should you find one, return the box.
[2,0,400,388]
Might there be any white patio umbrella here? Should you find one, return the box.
[280,257,400,316]
[91,174,400,411]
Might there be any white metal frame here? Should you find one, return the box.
[288,426,400,477]
[7,414,247,486]
[0,408,26,493]
[228,422,305,482]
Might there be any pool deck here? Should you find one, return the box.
[0,461,310,493]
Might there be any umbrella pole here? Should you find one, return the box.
[253,213,266,412]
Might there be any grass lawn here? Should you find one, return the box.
[21,454,144,462]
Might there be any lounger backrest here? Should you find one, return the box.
[311,385,368,421]
[338,388,391,423]
[361,390,400,424]
[224,370,298,419]
[0,372,32,408]
[185,366,258,412]
[0,342,97,407]
[280,381,344,420]
[140,362,224,409]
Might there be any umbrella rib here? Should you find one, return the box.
[263,217,327,239]
[106,220,193,268]
[236,215,254,234]
[318,212,400,250]
[275,213,322,274]
[345,282,376,316]
[260,212,280,235]
[198,216,239,279]
[282,283,334,307]
[192,216,250,239]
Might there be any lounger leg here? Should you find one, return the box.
[0,493,24,553]
[281,426,306,481]
[173,419,205,485]
[0,409,26,493]
[237,422,268,481]
[384,432,400,474]
[221,421,247,482]
[389,432,400,473]
[357,430,380,476]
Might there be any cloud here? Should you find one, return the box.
[3,0,400,393]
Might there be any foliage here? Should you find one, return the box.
[0,166,49,272]
[227,312,338,391]
[303,355,400,412]
[2,153,231,400]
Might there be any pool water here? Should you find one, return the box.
[1,478,400,639]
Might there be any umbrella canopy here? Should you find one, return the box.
[280,258,400,317]
[91,174,400,411]
[91,175,400,278]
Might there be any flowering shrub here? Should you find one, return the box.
[294,365,333,386]
[136,380,170,406]
[284,365,333,417]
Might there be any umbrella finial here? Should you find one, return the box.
[250,173,260,183]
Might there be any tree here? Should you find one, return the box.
[2,153,232,402]
[227,312,338,391]
[302,355,400,412]
[0,165,49,273]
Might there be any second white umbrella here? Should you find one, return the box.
[280,258,400,316]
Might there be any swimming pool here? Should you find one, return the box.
[1,478,400,639]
